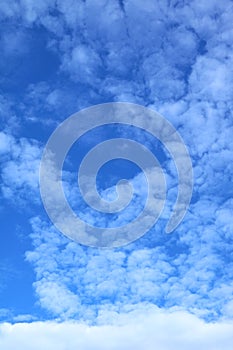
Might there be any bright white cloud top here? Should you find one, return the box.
[1,308,233,350]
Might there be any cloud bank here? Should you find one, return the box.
[1,307,233,350]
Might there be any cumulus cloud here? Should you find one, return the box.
[0,132,13,154]
[1,308,233,350]
[24,205,233,322]
[0,135,41,204]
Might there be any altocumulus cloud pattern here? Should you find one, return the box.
[39,102,193,247]
[0,1,233,349]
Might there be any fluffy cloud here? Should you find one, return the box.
[1,308,233,350]
[25,206,233,321]
[0,135,41,204]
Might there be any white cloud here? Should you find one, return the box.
[0,134,41,204]
[20,0,56,23]
[33,280,80,318]
[0,1,20,19]
[61,44,102,84]
[1,308,233,350]
[0,132,13,154]
[188,56,233,102]
[25,208,231,321]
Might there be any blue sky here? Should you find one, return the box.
[1,0,233,348]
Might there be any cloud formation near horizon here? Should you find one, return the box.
[1,307,233,350]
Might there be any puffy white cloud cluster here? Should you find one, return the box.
[0,131,41,205]
[25,209,233,321]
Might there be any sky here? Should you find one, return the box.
[1,0,233,349]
